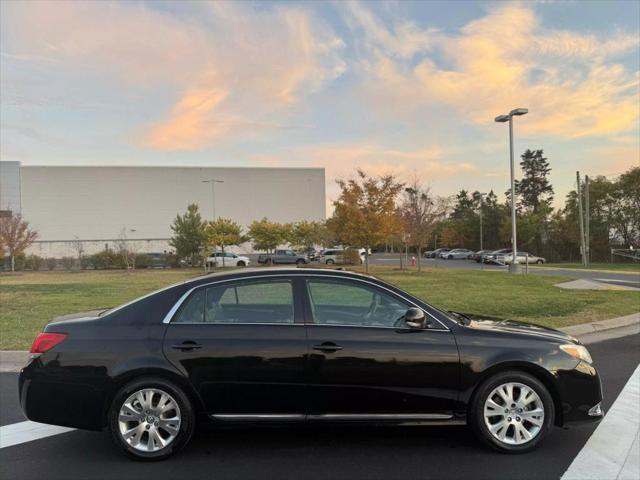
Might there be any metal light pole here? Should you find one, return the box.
[202,179,224,221]
[478,192,487,251]
[495,108,528,273]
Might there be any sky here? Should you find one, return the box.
[1,0,639,212]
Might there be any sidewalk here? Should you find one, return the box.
[562,364,640,480]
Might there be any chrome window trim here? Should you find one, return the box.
[210,413,454,421]
[161,273,451,331]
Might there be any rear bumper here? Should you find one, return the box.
[19,358,106,431]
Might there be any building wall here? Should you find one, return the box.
[15,165,325,256]
[0,161,21,214]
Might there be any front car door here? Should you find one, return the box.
[302,276,460,419]
[163,276,307,417]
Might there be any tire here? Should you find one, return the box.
[237,261,246,267]
[469,370,554,454]
[326,259,335,265]
[447,255,453,260]
[296,259,305,265]
[536,259,544,264]
[108,377,195,461]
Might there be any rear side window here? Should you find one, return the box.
[173,280,294,324]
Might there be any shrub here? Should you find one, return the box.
[163,253,180,268]
[13,254,26,271]
[61,257,75,271]
[89,249,127,269]
[46,258,57,270]
[25,254,45,271]
[342,249,362,265]
[134,254,152,269]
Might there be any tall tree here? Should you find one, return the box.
[0,214,38,272]
[169,204,206,265]
[206,218,246,267]
[515,149,554,213]
[328,170,404,272]
[248,218,290,253]
[289,220,327,251]
[399,181,440,270]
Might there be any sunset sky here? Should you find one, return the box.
[1,1,638,210]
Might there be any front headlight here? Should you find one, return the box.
[560,344,593,364]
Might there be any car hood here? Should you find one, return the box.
[461,313,578,344]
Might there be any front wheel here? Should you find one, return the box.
[326,259,335,265]
[237,261,246,267]
[536,259,544,264]
[470,371,554,453]
[296,259,305,265]
[108,377,195,461]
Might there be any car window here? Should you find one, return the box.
[173,280,294,324]
[306,280,411,328]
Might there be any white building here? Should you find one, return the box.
[0,162,325,257]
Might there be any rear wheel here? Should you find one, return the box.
[536,259,544,264]
[326,259,335,264]
[108,377,195,461]
[296,259,305,265]
[470,371,554,453]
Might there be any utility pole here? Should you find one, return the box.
[585,175,590,266]
[576,171,587,266]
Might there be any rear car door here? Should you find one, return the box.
[303,277,460,417]
[163,276,307,415]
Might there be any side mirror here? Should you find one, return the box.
[405,308,429,329]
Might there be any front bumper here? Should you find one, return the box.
[557,360,604,426]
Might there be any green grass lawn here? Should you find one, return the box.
[538,262,640,273]
[1,267,639,350]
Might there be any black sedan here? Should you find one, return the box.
[19,268,603,461]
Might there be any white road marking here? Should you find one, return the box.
[0,421,75,449]
[562,363,640,480]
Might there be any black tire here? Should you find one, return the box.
[237,261,246,267]
[108,377,195,461]
[326,259,335,264]
[536,259,544,264]
[296,259,305,265]
[469,370,555,454]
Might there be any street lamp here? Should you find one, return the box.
[202,179,224,221]
[495,108,528,273]
[478,193,487,251]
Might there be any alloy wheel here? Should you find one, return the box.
[118,388,182,453]
[483,382,544,445]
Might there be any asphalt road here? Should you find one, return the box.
[366,254,640,286]
[1,333,638,480]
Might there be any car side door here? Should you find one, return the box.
[163,276,308,416]
[303,276,460,418]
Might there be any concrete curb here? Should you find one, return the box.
[1,314,638,373]
[559,313,640,337]
[530,266,640,276]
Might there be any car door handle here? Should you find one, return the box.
[312,342,343,353]
[171,341,203,351]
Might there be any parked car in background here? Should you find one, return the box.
[471,250,494,263]
[497,252,546,265]
[257,249,308,265]
[20,268,603,460]
[206,251,250,267]
[422,250,434,258]
[483,249,512,264]
[425,248,451,258]
[443,249,475,260]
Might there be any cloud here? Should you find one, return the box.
[348,3,639,138]
[2,1,346,150]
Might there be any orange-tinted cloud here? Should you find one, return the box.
[2,1,346,150]
[350,4,639,138]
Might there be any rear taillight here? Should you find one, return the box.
[30,333,67,354]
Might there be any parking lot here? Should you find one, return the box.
[1,332,638,480]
